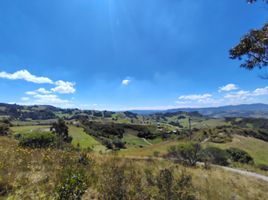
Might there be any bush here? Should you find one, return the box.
[56,168,88,200]
[167,142,201,166]
[157,168,196,200]
[0,120,10,136]
[226,148,254,164]
[258,164,268,171]
[0,179,12,197]
[113,139,126,149]
[19,131,56,148]
[199,147,229,166]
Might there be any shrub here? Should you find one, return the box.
[55,168,88,200]
[226,148,254,164]
[77,152,95,166]
[0,179,12,197]
[19,131,56,148]
[0,120,10,136]
[113,139,126,149]
[167,142,201,166]
[199,147,229,166]
[258,164,268,171]
[103,139,113,149]
[157,168,196,200]
[98,159,128,200]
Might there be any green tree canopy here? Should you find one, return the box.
[230,0,268,70]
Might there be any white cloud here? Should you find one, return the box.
[218,84,238,92]
[0,70,53,84]
[32,94,71,105]
[0,69,76,94]
[51,80,76,94]
[178,93,212,100]
[224,90,250,100]
[122,79,130,86]
[225,87,268,100]
[253,86,268,96]
[36,88,52,94]
[26,88,51,96]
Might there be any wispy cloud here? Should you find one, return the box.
[22,92,72,107]
[0,70,53,84]
[178,93,212,100]
[224,87,268,100]
[175,85,268,108]
[218,83,238,92]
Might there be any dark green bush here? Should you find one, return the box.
[258,164,268,171]
[199,147,229,166]
[56,168,88,200]
[19,131,56,148]
[113,139,126,149]
[0,120,10,136]
[226,148,254,164]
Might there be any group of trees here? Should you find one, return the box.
[81,121,160,149]
[19,118,72,148]
[167,142,254,167]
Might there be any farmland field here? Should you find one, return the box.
[11,125,106,151]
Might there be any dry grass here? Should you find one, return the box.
[0,136,268,199]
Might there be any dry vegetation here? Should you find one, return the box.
[0,136,268,200]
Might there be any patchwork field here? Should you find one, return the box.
[11,125,106,152]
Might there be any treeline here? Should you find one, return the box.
[225,117,268,129]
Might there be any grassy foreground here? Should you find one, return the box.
[0,136,267,199]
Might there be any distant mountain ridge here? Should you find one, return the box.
[1,103,268,119]
[130,103,268,118]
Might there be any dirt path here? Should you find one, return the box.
[121,155,268,183]
[217,165,268,183]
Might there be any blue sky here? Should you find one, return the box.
[0,0,267,110]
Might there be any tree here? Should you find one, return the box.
[51,118,72,143]
[230,23,268,69]
[167,142,201,166]
[230,1,268,70]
